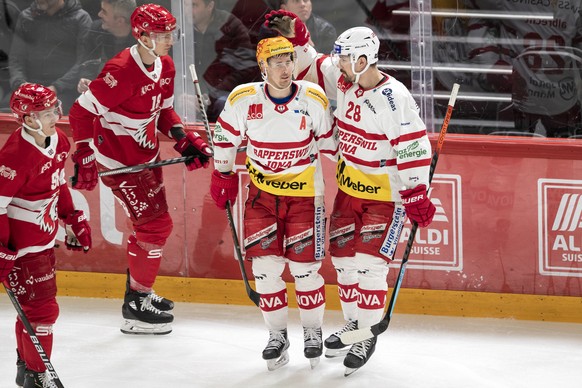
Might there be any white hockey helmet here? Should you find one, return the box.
[333,27,380,65]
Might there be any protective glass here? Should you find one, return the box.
[30,100,63,121]
[330,52,351,68]
[150,28,181,43]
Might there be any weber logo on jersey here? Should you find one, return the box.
[538,179,582,277]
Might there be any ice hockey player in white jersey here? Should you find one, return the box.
[209,36,337,371]
[265,12,436,375]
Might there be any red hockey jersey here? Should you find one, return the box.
[69,45,182,169]
[0,128,72,257]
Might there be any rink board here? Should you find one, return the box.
[1,115,582,321]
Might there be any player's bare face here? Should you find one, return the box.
[267,58,294,88]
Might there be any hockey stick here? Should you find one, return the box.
[97,156,193,177]
[188,64,247,153]
[340,83,460,345]
[188,64,214,150]
[225,200,261,307]
[3,284,65,388]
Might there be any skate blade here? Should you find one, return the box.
[120,319,172,335]
[344,366,360,377]
[266,350,289,371]
[324,347,349,358]
[309,356,320,369]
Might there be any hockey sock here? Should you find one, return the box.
[127,234,163,290]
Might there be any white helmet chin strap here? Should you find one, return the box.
[351,60,371,84]
[23,119,48,138]
[138,38,160,58]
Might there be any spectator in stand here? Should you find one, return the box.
[190,0,259,121]
[8,0,92,114]
[0,0,21,110]
[280,0,336,54]
[230,0,278,45]
[76,0,136,93]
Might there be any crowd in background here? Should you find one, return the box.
[1,0,582,138]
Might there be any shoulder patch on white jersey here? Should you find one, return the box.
[305,87,329,110]
[228,85,257,106]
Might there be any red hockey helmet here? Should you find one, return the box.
[10,83,59,123]
[131,3,177,40]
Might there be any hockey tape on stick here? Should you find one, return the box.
[4,284,65,388]
[225,200,261,307]
[340,83,460,345]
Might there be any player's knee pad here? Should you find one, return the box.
[134,211,173,246]
[102,168,169,225]
[331,256,358,285]
[329,214,356,257]
[252,255,286,292]
[288,261,324,291]
[355,253,389,285]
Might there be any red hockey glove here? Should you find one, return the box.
[0,244,17,283]
[174,131,213,171]
[210,170,239,209]
[264,10,310,46]
[71,143,98,191]
[399,184,436,228]
[63,210,92,253]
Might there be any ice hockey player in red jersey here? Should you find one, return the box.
[209,36,337,370]
[266,12,436,375]
[1,83,92,387]
[68,3,212,335]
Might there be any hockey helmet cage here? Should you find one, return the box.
[256,36,295,68]
[10,83,58,122]
[131,3,177,40]
[333,27,380,65]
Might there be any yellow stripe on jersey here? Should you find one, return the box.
[228,85,256,105]
[336,159,392,201]
[247,158,316,197]
[306,87,329,110]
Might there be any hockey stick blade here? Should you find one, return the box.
[4,285,65,388]
[225,201,261,306]
[340,83,460,345]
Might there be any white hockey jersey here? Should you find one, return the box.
[294,44,432,202]
[213,80,336,197]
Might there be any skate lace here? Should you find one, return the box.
[349,338,373,360]
[266,330,287,350]
[148,292,164,303]
[334,320,357,337]
[140,296,163,315]
[303,327,322,348]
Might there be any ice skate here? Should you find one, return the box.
[262,329,290,371]
[16,349,25,387]
[23,370,58,388]
[343,336,377,376]
[303,327,323,368]
[121,288,174,335]
[125,269,174,312]
[324,320,357,358]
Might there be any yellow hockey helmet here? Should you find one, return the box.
[256,36,295,69]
